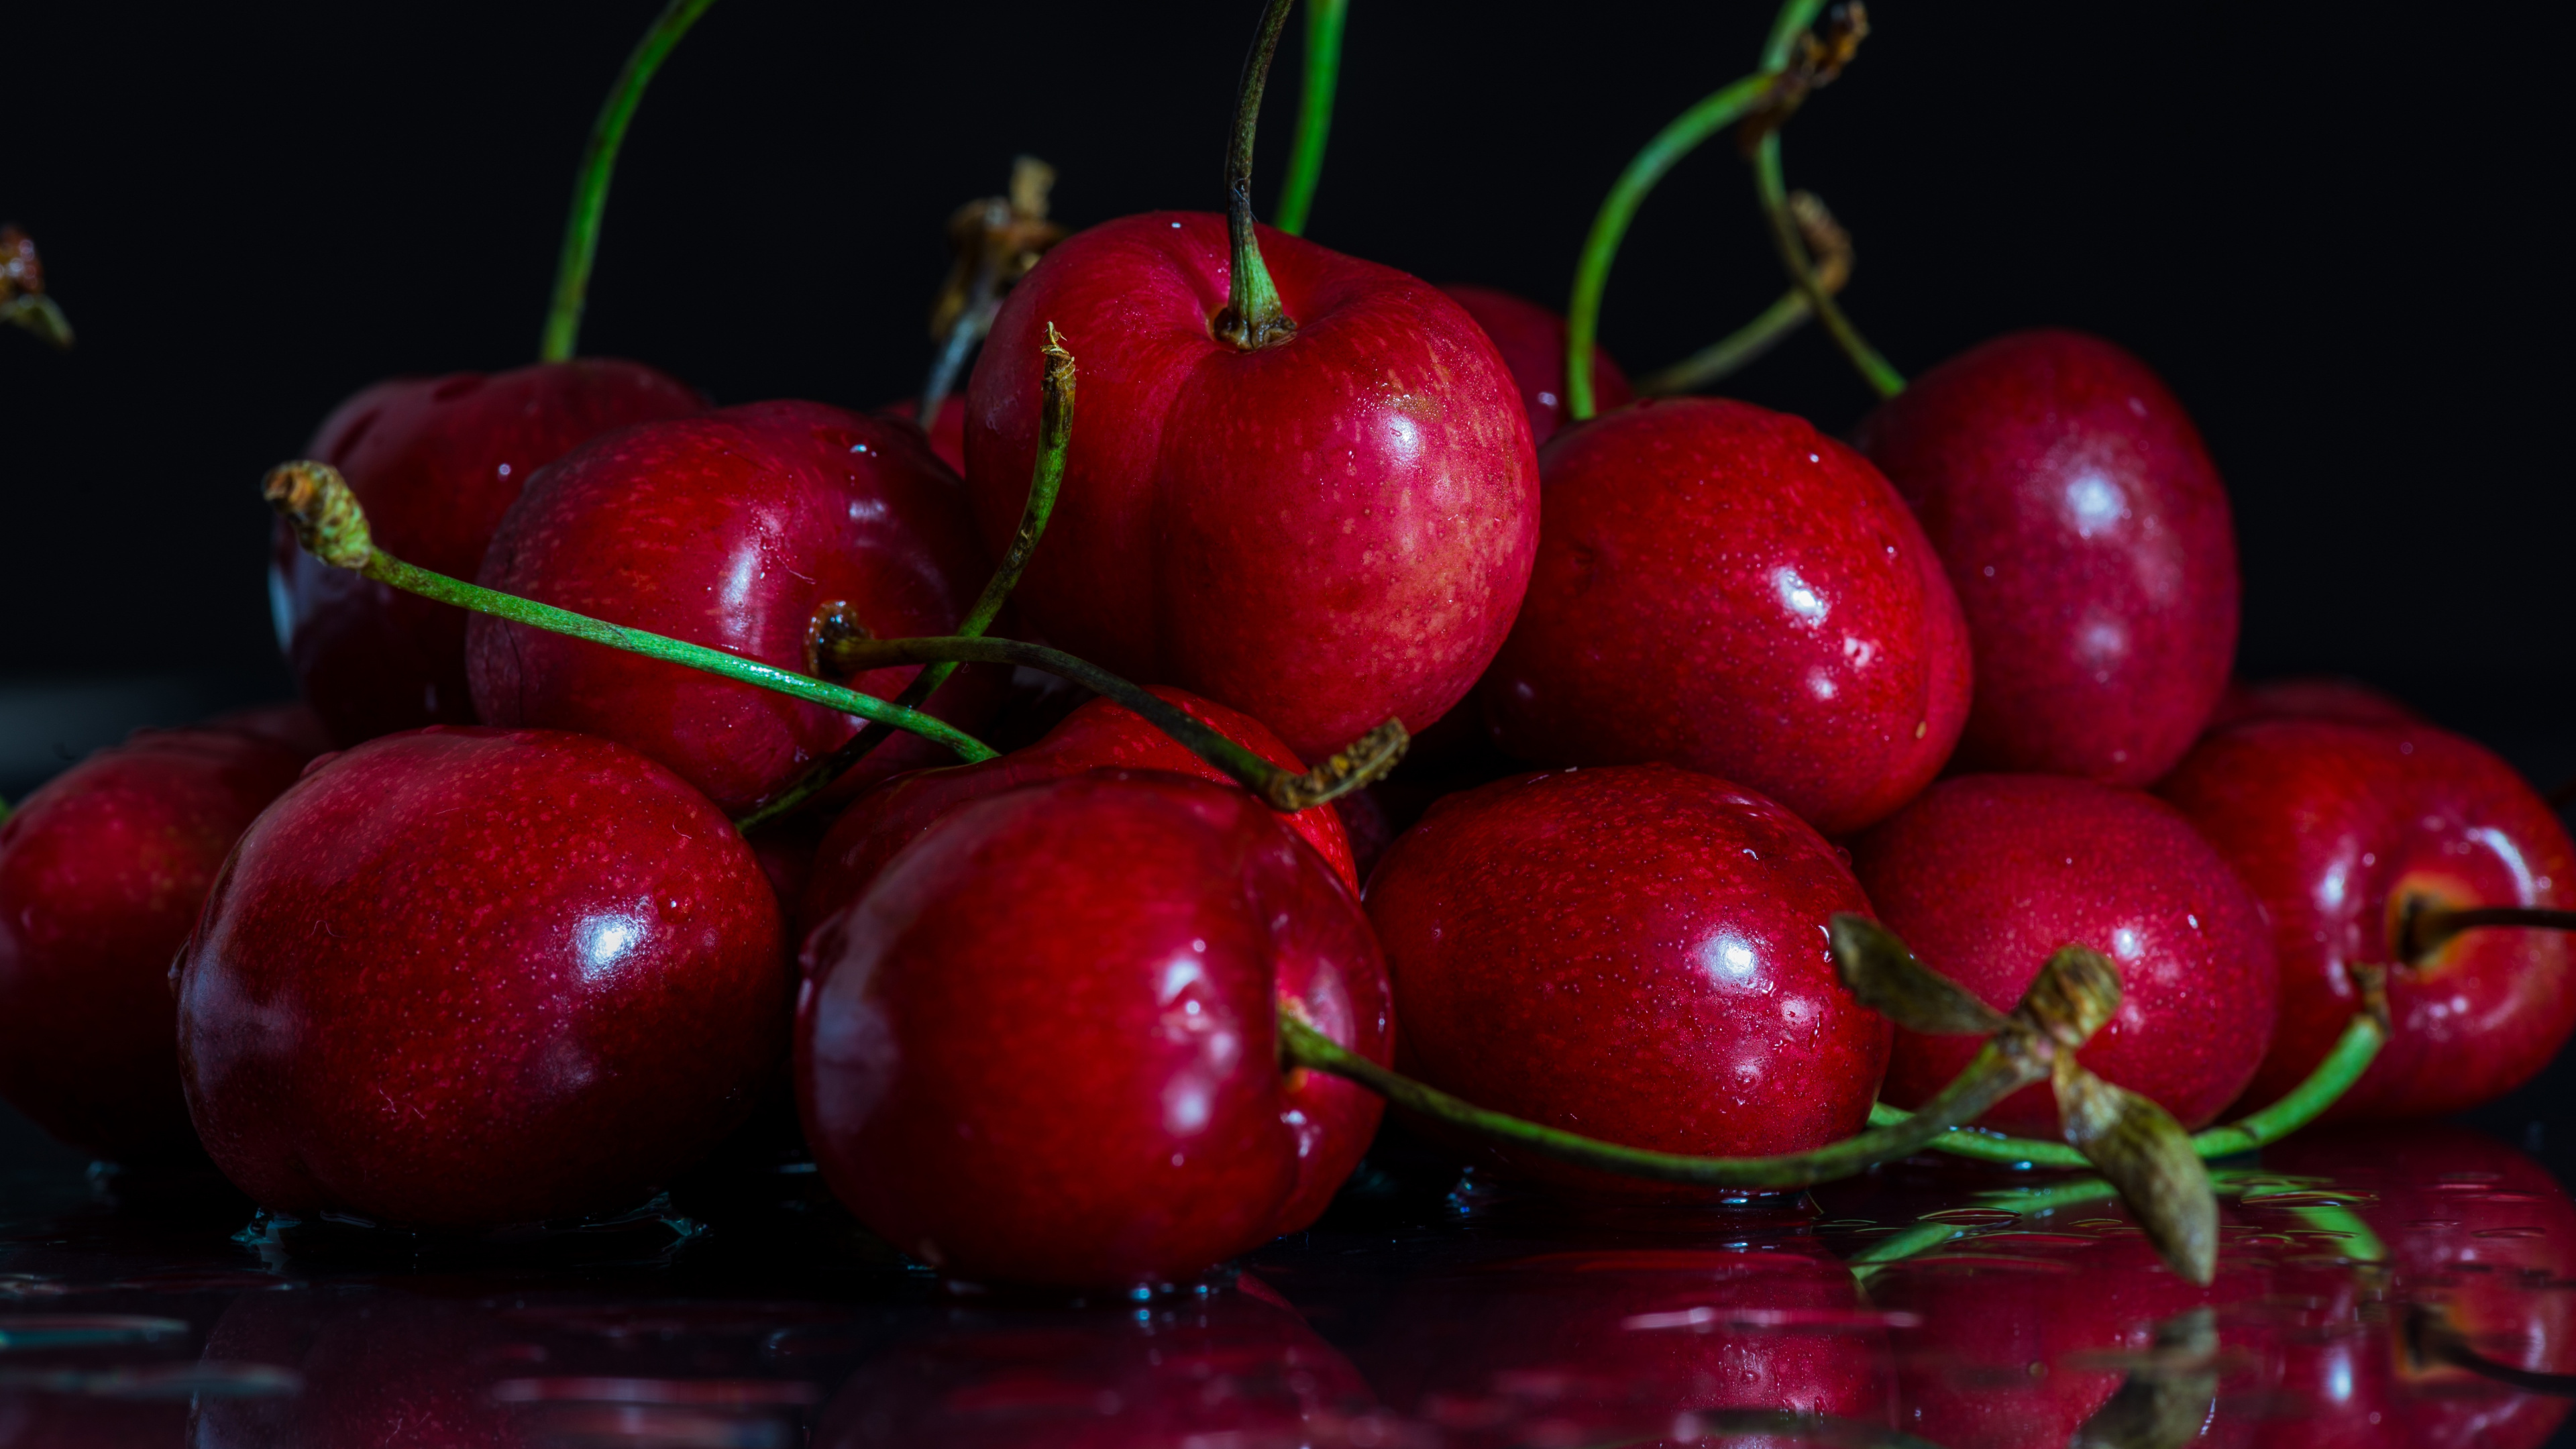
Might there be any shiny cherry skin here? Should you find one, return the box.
[0,728,307,1160]
[1850,773,2277,1134]
[1440,283,1631,445]
[878,394,967,474]
[2157,719,2576,1120]
[798,770,1389,1288]
[798,685,1356,934]
[2204,674,2419,733]
[274,360,703,745]
[1481,397,1972,836]
[175,727,787,1228]
[1364,763,1888,1191]
[1856,329,2240,786]
[469,400,1002,816]
[963,213,1539,761]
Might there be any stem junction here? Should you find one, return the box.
[1212,0,1299,350]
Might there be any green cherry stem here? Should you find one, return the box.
[1214,0,1299,348]
[1271,0,1346,236]
[539,0,719,363]
[261,462,998,766]
[1750,128,1903,398]
[1638,190,1851,395]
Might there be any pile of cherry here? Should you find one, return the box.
[3,0,2571,1301]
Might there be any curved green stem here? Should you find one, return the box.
[539,0,719,362]
[1635,288,1811,394]
[1216,0,1298,348]
[1750,129,1903,398]
[1271,0,1346,237]
[1761,0,1833,70]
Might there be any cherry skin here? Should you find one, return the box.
[1364,763,1888,1191]
[1481,397,1972,837]
[0,727,308,1160]
[274,360,702,745]
[877,394,967,474]
[963,212,1539,762]
[1856,328,2240,786]
[1439,283,1632,445]
[2156,718,2576,1120]
[798,769,1389,1289]
[2204,674,2419,733]
[174,727,787,1228]
[468,400,1002,816]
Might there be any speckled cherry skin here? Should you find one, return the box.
[175,727,787,1228]
[0,729,307,1160]
[274,360,703,746]
[963,212,1540,761]
[1851,773,2277,1134]
[798,770,1389,1288]
[798,685,1356,934]
[1440,283,1632,445]
[2157,720,2576,1120]
[1855,329,2239,786]
[1364,763,1888,1191]
[1481,398,1972,837]
[469,400,1002,816]
[2204,674,2418,733]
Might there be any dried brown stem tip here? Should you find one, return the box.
[0,225,74,349]
[928,156,1066,343]
[1265,719,1409,812]
[262,461,373,571]
[1743,1,1872,143]
[1787,191,1854,293]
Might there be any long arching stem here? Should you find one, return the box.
[539,0,720,362]
[1638,289,1810,394]
[1214,0,1299,348]
[1751,128,1902,397]
[1271,0,1347,236]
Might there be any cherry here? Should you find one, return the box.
[203,699,336,758]
[0,727,307,1161]
[1439,283,1632,445]
[175,727,787,1228]
[1481,397,1971,837]
[2205,674,2420,732]
[798,770,1389,1289]
[468,400,1002,817]
[1855,329,2240,786]
[2156,718,2576,1120]
[1363,763,1887,1192]
[1849,773,2277,1134]
[274,360,703,745]
[878,394,966,474]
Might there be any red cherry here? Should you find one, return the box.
[175,727,787,1228]
[962,213,1539,761]
[2204,674,2420,733]
[2157,719,2576,1120]
[1363,763,1887,1191]
[1439,283,1632,445]
[0,728,307,1159]
[468,400,1002,816]
[1481,398,1972,836]
[798,770,1389,1288]
[1850,773,2277,1134]
[877,394,967,474]
[1856,329,2240,786]
[274,360,702,745]
[203,700,337,759]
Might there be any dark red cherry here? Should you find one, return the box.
[1482,397,1971,836]
[877,394,967,474]
[1850,773,2277,1134]
[798,770,1389,1288]
[1440,282,1632,445]
[274,360,702,745]
[175,727,787,1228]
[2204,674,2420,733]
[1364,763,1887,1191]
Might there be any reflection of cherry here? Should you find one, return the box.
[1440,284,1632,445]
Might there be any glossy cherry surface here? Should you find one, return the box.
[798,770,1389,1288]
[963,212,1539,761]
[1364,763,1887,1189]
[2158,718,2576,1120]
[1856,329,2239,786]
[1851,773,2277,1134]
[175,727,788,1228]
[469,400,1000,816]
[0,727,307,1161]
[1439,282,1631,445]
[1482,396,1971,836]
[275,360,702,745]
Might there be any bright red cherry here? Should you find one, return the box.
[1440,283,1632,445]
[1849,773,2277,1134]
[1481,397,1971,836]
[798,770,1389,1288]
[0,727,307,1160]
[963,212,1538,762]
[2157,719,2576,1120]
[1364,763,1888,1190]
[1856,329,2240,786]
[176,727,787,1228]
[468,400,1002,816]
[274,360,702,745]
[2204,674,2419,733]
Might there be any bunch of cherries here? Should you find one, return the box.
[2,0,2569,1300]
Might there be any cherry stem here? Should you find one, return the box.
[1637,191,1852,395]
[2402,900,2576,963]
[1750,127,1903,398]
[539,0,719,363]
[261,462,999,767]
[1271,0,1346,237]
[736,328,1077,830]
[1214,0,1298,349]
[2407,1303,2576,1397]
